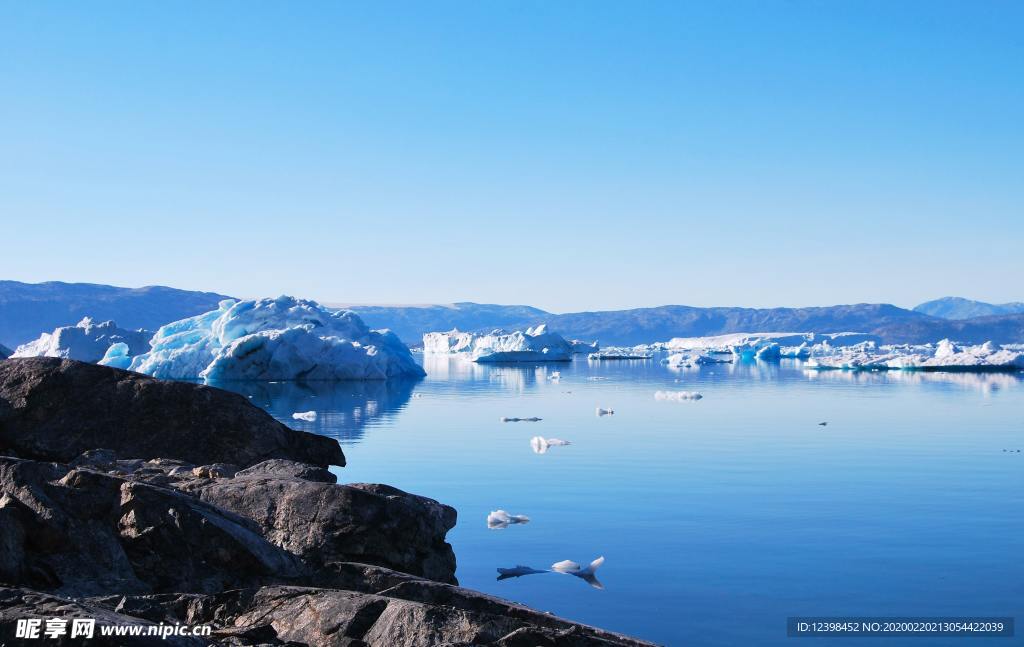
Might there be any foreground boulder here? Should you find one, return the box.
[0,358,344,467]
[191,474,458,583]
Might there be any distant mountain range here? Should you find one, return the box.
[0,281,231,348]
[913,296,1024,320]
[348,301,1024,346]
[2,281,1022,348]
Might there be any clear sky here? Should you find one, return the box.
[1,2,1021,313]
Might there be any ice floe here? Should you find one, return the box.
[13,317,152,365]
[531,436,571,453]
[487,509,530,529]
[663,352,731,369]
[497,556,605,589]
[423,325,573,363]
[655,390,703,401]
[292,410,318,421]
[129,296,425,381]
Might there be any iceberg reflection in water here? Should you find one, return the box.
[498,556,606,589]
[211,377,420,444]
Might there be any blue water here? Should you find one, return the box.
[220,357,1024,646]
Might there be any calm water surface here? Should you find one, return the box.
[219,357,1023,646]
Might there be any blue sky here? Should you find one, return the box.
[1,2,1021,312]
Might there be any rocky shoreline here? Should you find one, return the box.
[0,358,656,646]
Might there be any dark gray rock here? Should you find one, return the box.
[0,586,210,646]
[235,458,337,483]
[192,475,457,584]
[79,582,657,647]
[0,358,345,467]
[0,456,302,597]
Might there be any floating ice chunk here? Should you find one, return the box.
[570,339,600,354]
[596,407,614,416]
[292,410,318,421]
[588,348,652,360]
[423,325,573,363]
[14,318,151,365]
[548,371,561,381]
[487,509,531,529]
[530,436,571,453]
[655,390,703,401]
[552,556,605,589]
[97,342,132,369]
[130,296,424,381]
[502,416,542,422]
[664,352,730,368]
[496,556,605,588]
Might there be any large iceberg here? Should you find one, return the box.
[422,325,573,363]
[129,296,425,381]
[666,332,882,361]
[12,318,152,364]
[805,339,1024,372]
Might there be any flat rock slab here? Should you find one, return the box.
[0,358,344,467]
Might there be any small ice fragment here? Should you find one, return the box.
[292,411,318,421]
[654,390,703,401]
[530,436,570,453]
[487,509,531,529]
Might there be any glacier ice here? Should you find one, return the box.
[13,318,152,365]
[423,324,573,363]
[129,296,425,381]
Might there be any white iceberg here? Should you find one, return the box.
[423,324,573,363]
[129,296,425,381]
[804,339,1024,372]
[487,509,530,529]
[292,410,318,421]
[666,332,882,361]
[13,318,152,365]
[655,390,703,401]
[569,339,600,354]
